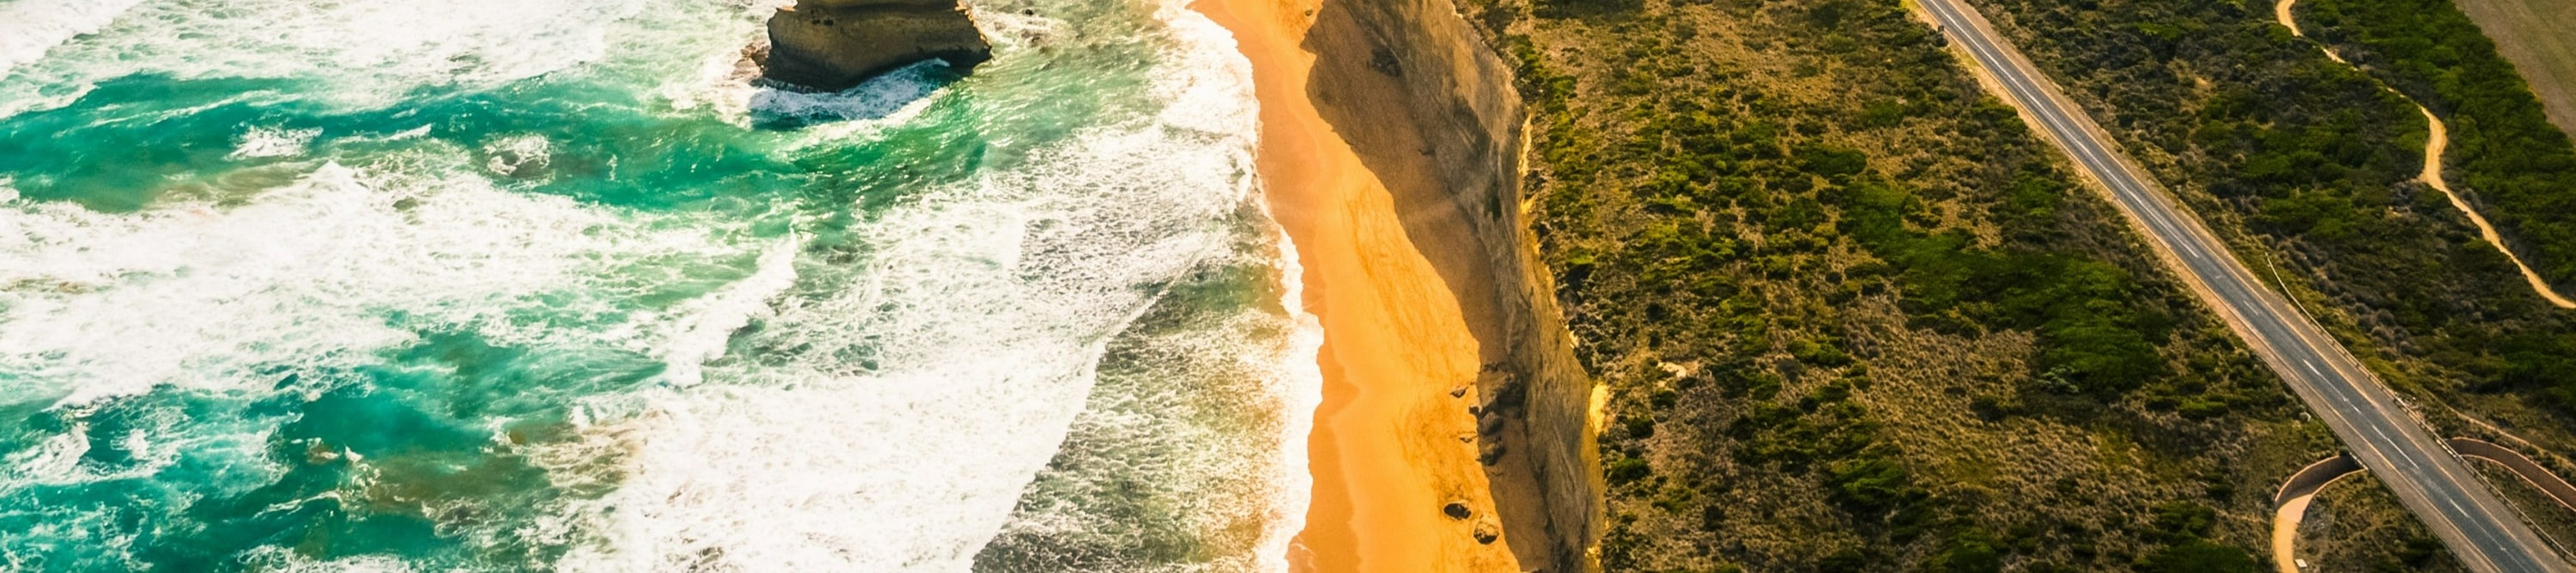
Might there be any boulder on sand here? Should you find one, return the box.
[760,0,992,92]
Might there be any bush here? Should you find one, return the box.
[2306,0,2576,287]
[1607,458,1653,485]
[1925,528,2007,573]
[2140,539,2257,573]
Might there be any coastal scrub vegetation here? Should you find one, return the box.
[1448,0,2442,566]
[1961,0,2576,546]
[2301,0,2576,290]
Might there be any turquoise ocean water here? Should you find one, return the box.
[0,0,1317,570]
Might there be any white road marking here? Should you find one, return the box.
[1915,1,2565,570]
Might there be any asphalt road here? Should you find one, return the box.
[1913,0,2571,570]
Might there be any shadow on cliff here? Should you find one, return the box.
[1297,0,1603,569]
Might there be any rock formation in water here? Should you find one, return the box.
[760,0,991,92]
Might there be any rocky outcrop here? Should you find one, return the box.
[761,0,991,92]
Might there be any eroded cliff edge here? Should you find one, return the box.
[1299,0,1602,569]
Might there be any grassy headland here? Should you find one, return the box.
[1434,0,2471,567]
[1954,0,2576,563]
[1963,0,2576,469]
[2300,0,2576,292]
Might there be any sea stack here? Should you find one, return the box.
[760,0,992,92]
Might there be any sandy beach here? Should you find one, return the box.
[1193,0,1523,570]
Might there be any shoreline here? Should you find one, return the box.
[1191,0,1524,570]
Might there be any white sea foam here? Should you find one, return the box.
[0,399,276,488]
[380,125,434,141]
[0,397,285,570]
[4,497,150,570]
[237,547,422,573]
[559,137,1251,571]
[978,241,1317,571]
[0,144,756,566]
[665,33,768,119]
[0,0,146,80]
[630,0,800,122]
[482,133,555,178]
[657,235,802,387]
[748,60,953,123]
[3,419,91,483]
[0,0,1304,569]
[0,161,737,408]
[975,4,1313,570]
[1253,210,1323,573]
[228,126,322,160]
[1145,6,1320,568]
[549,4,1268,567]
[975,9,1071,52]
[0,0,650,118]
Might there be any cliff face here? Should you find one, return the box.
[762,0,990,92]
[1298,0,1601,569]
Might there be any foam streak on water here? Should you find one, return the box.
[1255,214,1324,573]
[656,234,802,388]
[0,162,732,407]
[555,11,1276,565]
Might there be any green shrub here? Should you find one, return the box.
[2140,539,2257,573]
[1607,458,1653,485]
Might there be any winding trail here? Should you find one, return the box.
[1917,0,2568,566]
[2275,0,2576,308]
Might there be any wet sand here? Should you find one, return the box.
[1193,0,1522,570]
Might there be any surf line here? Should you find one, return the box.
[2274,0,2576,309]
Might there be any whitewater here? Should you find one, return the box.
[0,0,1317,570]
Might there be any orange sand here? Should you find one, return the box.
[1192,0,1522,570]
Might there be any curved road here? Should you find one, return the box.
[1914,0,2571,570]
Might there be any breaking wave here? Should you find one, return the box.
[0,0,1309,570]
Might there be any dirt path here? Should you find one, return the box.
[2272,454,2366,573]
[2275,494,2320,573]
[2274,0,2576,309]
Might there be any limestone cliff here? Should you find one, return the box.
[1300,0,1601,569]
[762,0,991,92]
